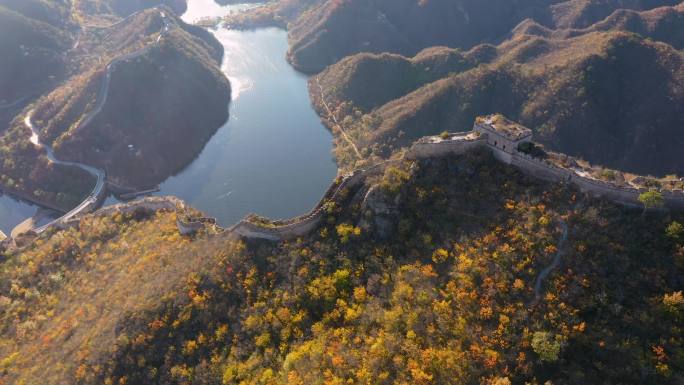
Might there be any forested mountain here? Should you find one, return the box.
[74,0,187,21]
[31,9,230,188]
[309,1,684,177]
[1,150,683,384]
[0,0,230,207]
[2,1,684,384]
[0,0,181,104]
[0,0,72,103]
[286,0,681,72]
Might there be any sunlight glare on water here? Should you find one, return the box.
[181,0,255,23]
[181,2,261,99]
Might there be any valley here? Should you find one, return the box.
[307,1,684,175]
[132,2,337,226]
[1,1,683,384]
[1,0,337,234]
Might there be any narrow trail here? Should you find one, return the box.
[315,78,362,159]
[531,218,569,306]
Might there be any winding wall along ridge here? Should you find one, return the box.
[230,127,684,241]
[228,134,485,241]
[23,124,684,243]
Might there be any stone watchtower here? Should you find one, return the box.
[474,114,533,163]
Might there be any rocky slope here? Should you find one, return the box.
[1,149,683,384]
[312,2,684,176]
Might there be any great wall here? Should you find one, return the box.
[227,114,684,240]
[4,114,684,248]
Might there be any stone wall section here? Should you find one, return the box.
[229,162,393,241]
[13,127,684,245]
[508,147,684,209]
[405,133,487,159]
[510,152,572,183]
[207,131,684,241]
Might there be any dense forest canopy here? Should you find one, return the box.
[1,150,683,384]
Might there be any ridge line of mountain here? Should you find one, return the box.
[7,115,680,249]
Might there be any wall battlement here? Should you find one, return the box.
[230,117,684,241]
[229,162,392,241]
[11,118,683,247]
[227,120,684,241]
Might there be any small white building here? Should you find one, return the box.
[473,114,533,163]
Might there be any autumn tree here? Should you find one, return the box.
[531,332,562,362]
[638,190,664,211]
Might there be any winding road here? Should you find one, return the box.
[73,10,171,135]
[25,113,106,233]
[20,9,172,234]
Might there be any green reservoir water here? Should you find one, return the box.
[108,1,337,225]
[1,0,336,233]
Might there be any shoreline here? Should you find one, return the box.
[0,187,70,214]
[4,3,329,239]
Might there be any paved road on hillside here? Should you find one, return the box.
[22,9,171,234]
[25,113,106,233]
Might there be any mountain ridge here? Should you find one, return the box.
[2,137,683,384]
[310,3,684,176]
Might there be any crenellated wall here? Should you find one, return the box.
[229,162,394,241]
[510,152,571,183]
[15,127,684,245]
[232,130,684,241]
[508,147,684,209]
[405,133,487,159]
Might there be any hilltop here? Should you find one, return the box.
[220,0,320,29]
[220,0,684,177]
[30,8,230,188]
[284,0,681,73]
[1,143,683,384]
[0,1,230,207]
[74,0,187,23]
[311,3,684,177]
[286,0,553,73]
[0,0,190,103]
